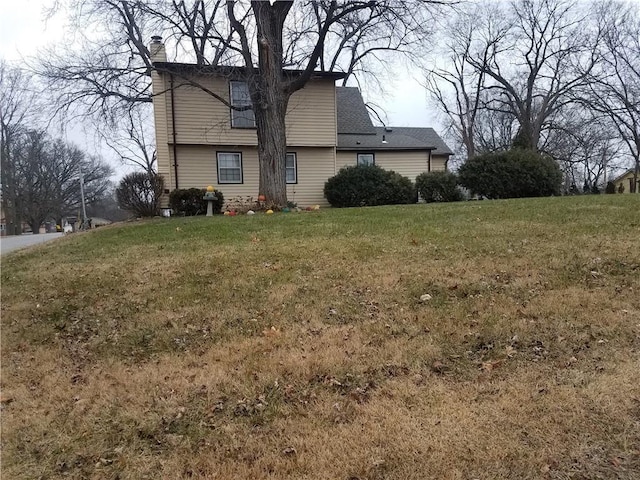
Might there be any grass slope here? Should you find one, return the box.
[2,195,639,479]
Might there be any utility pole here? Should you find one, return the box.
[79,172,87,225]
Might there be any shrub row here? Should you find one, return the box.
[324,149,562,206]
[119,149,563,217]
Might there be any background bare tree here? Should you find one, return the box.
[467,0,601,152]
[581,0,640,191]
[424,4,509,160]
[426,0,605,162]
[10,129,113,232]
[0,61,36,235]
[102,106,157,175]
[542,111,623,192]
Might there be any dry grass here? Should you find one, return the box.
[2,195,639,479]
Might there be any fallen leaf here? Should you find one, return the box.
[481,359,503,372]
[262,326,281,337]
[431,361,448,374]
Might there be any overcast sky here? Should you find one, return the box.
[0,0,442,177]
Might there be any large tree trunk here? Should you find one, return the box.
[28,219,42,234]
[512,117,539,151]
[254,97,289,207]
[250,0,293,208]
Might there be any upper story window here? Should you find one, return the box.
[230,81,255,128]
[217,152,243,184]
[286,153,297,184]
[357,153,375,166]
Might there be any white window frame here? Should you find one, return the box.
[286,152,297,184]
[217,152,243,184]
[357,153,375,166]
[229,81,256,128]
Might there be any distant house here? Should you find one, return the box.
[611,169,639,194]
[149,38,452,207]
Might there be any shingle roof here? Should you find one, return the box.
[611,168,636,183]
[338,127,453,155]
[336,87,452,155]
[336,87,376,134]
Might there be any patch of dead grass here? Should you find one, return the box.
[2,196,639,479]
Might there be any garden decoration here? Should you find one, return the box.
[203,186,218,216]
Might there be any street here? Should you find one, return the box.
[0,233,65,256]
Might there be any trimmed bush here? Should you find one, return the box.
[169,188,224,216]
[416,171,463,203]
[458,149,562,199]
[116,172,164,217]
[605,181,616,194]
[324,165,416,208]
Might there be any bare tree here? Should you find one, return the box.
[424,4,510,159]
[0,61,36,235]
[37,0,452,206]
[11,129,113,232]
[581,0,640,191]
[542,112,623,192]
[462,0,600,152]
[102,106,157,175]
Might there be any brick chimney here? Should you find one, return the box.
[149,36,166,62]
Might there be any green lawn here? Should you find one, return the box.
[2,195,639,479]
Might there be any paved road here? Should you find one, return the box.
[0,233,65,256]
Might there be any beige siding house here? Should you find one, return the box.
[611,169,639,194]
[150,38,452,208]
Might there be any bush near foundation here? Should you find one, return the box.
[324,165,416,207]
[415,171,463,203]
[169,188,224,216]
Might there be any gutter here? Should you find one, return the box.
[169,73,179,189]
[336,146,437,151]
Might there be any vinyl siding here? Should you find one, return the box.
[613,171,639,193]
[151,70,172,183]
[286,147,335,206]
[431,154,448,172]
[168,145,335,207]
[336,150,436,181]
[166,76,336,147]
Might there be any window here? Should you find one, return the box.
[230,81,255,128]
[286,153,297,184]
[217,152,243,184]
[357,153,375,166]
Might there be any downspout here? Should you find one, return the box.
[170,74,179,189]
[428,150,432,172]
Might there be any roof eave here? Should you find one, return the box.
[152,61,347,80]
[337,146,436,151]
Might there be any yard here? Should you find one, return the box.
[1,195,639,479]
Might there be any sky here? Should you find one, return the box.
[0,0,440,178]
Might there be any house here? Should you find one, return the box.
[611,169,639,194]
[149,38,452,207]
